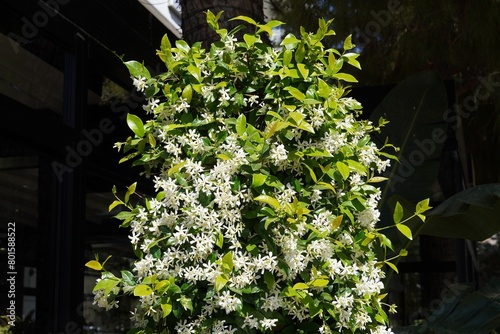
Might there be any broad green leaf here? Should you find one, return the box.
[331,215,343,231]
[343,34,355,50]
[93,277,119,294]
[281,34,300,49]
[155,280,170,294]
[168,161,187,176]
[231,15,257,26]
[393,202,404,224]
[235,114,247,137]
[318,79,331,98]
[127,114,145,138]
[175,39,190,53]
[182,84,193,102]
[215,232,224,248]
[385,261,399,273]
[293,282,309,290]
[332,72,358,83]
[297,63,309,79]
[252,173,268,187]
[254,195,281,211]
[134,284,153,296]
[283,49,293,66]
[85,260,102,271]
[416,198,432,214]
[125,182,137,203]
[264,271,275,290]
[310,278,329,287]
[284,87,305,101]
[295,42,305,63]
[108,200,122,212]
[222,251,234,273]
[396,223,413,240]
[121,270,135,286]
[161,302,172,317]
[336,161,350,180]
[243,33,259,47]
[186,64,201,82]
[215,274,229,292]
[124,60,151,79]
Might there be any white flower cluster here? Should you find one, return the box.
[92,15,397,334]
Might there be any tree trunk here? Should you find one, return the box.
[180,0,265,47]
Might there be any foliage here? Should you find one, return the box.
[394,277,500,334]
[86,11,430,333]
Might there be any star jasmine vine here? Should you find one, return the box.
[86,11,431,334]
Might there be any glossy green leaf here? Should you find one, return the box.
[254,195,281,211]
[161,302,172,317]
[235,114,247,137]
[393,202,404,224]
[134,284,153,296]
[284,87,305,101]
[336,161,350,180]
[252,173,267,187]
[85,260,102,271]
[127,114,145,138]
[215,274,229,292]
[332,72,358,83]
[124,60,151,79]
[396,223,413,240]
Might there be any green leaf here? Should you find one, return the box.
[231,15,257,26]
[85,260,102,271]
[215,232,224,248]
[215,274,229,292]
[297,63,309,79]
[235,114,247,137]
[186,64,201,82]
[221,251,234,273]
[393,202,404,224]
[243,34,259,47]
[254,195,281,211]
[182,84,193,103]
[125,182,137,203]
[93,277,120,294]
[134,284,153,296]
[168,161,187,176]
[252,173,268,187]
[264,271,275,290]
[310,278,329,287]
[396,223,413,240]
[343,34,355,51]
[336,161,350,180]
[121,270,135,286]
[127,113,145,138]
[284,86,305,101]
[293,282,309,290]
[108,200,122,212]
[124,60,151,79]
[416,198,432,214]
[332,72,358,83]
[385,261,399,273]
[161,302,172,317]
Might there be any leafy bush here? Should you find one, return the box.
[87,11,428,334]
